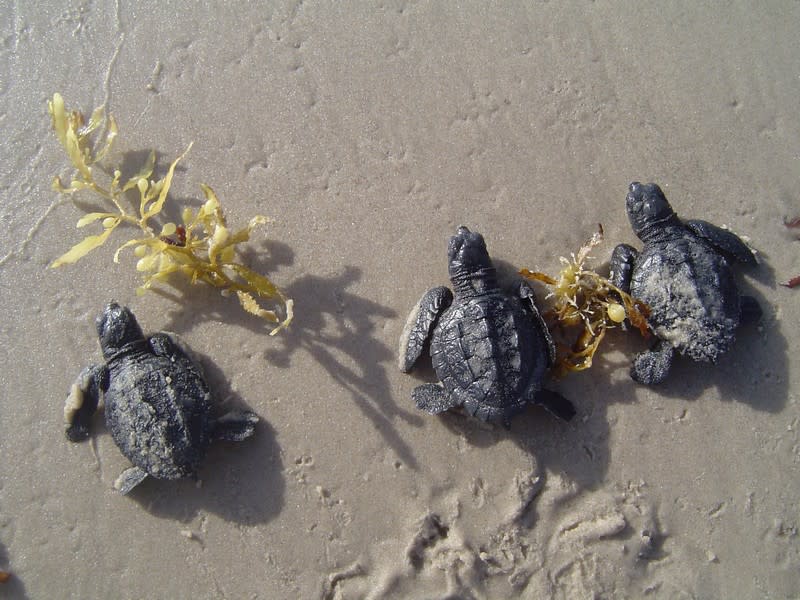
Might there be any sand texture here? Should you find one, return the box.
[1,2,799,598]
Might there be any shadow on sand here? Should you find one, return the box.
[264,266,425,469]
[79,346,286,526]
[401,250,788,500]
[0,539,29,599]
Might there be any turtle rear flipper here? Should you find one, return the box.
[114,466,149,495]
[412,383,459,415]
[64,364,108,442]
[399,286,453,372]
[533,389,576,421]
[685,219,758,266]
[631,340,674,385]
[740,295,762,325]
[213,410,259,442]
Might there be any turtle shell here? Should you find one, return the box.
[104,350,214,480]
[631,233,741,362]
[429,292,550,422]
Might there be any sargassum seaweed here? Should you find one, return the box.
[520,225,650,376]
[48,93,293,333]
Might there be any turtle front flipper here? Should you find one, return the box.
[609,244,639,292]
[64,364,109,442]
[412,383,460,415]
[149,332,194,362]
[398,286,453,372]
[213,410,259,442]
[114,466,149,495]
[631,340,674,385]
[684,219,758,266]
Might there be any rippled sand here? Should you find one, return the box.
[1,2,798,598]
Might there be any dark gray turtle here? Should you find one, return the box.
[399,226,575,425]
[64,302,258,494]
[610,182,761,385]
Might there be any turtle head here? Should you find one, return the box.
[96,303,145,359]
[447,226,497,295]
[625,182,679,239]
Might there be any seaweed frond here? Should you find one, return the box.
[520,225,650,376]
[47,93,292,333]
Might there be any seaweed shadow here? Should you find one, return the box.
[264,266,424,469]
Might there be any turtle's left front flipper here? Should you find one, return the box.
[685,219,757,266]
[64,364,108,442]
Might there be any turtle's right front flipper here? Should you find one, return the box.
[398,286,453,372]
[64,364,109,442]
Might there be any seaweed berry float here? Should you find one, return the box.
[610,182,762,385]
[399,226,575,426]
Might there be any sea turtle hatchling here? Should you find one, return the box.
[64,302,259,494]
[399,226,575,425]
[610,182,762,385]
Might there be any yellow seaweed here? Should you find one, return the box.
[48,93,292,332]
[520,225,650,376]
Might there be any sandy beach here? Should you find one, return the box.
[1,2,799,598]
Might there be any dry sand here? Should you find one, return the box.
[1,2,799,598]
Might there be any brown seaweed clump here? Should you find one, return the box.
[520,225,650,376]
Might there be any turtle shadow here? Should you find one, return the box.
[122,419,284,526]
[121,350,285,525]
[400,267,618,489]
[429,368,617,491]
[609,283,788,413]
[400,263,618,488]
[0,540,30,599]
[747,244,778,288]
[263,266,424,469]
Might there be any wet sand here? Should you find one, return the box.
[1,2,799,598]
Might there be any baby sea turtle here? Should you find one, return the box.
[64,302,258,494]
[399,226,575,425]
[610,182,761,385]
